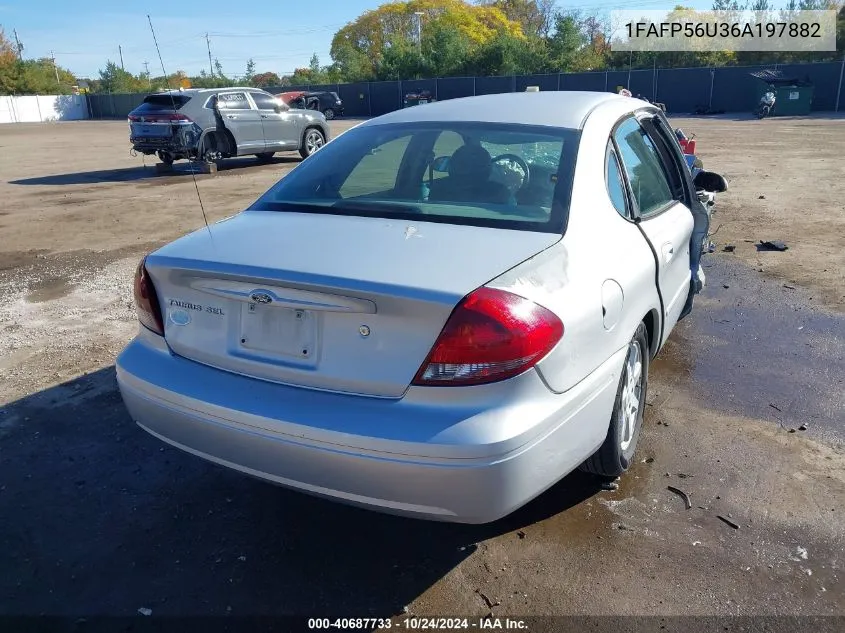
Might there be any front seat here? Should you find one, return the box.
[429,144,511,205]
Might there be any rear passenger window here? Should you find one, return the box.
[606,144,628,218]
[217,92,251,110]
[613,117,675,217]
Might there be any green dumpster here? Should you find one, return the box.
[750,69,814,116]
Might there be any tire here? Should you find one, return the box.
[255,152,275,162]
[581,322,650,478]
[323,108,335,120]
[157,151,175,166]
[299,128,326,159]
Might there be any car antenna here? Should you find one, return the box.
[147,14,214,246]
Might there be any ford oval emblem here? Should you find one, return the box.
[169,308,192,326]
[250,292,273,304]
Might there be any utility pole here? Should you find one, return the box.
[50,50,60,87]
[144,61,152,89]
[119,45,125,70]
[414,12,424,48]
[206,33,214,78]
[12,28,23,60]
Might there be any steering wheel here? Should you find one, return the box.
[491,153,530,192]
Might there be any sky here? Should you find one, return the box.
[1,0,712,80]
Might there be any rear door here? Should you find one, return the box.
[250,91,299,151]
[216,91,264,154]
[612,115,694,344]
[128,94,192,144]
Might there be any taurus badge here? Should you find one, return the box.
[250,292,273,304]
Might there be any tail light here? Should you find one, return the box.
[133,257,164,336]
[412,287,563,387]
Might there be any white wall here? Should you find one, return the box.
[0,94,89,124]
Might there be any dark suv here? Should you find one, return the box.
[277,90,344,120]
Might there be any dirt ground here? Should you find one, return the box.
[1,115,844,625]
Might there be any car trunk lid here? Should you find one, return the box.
[128,94,193,143]
[144,210,560,398]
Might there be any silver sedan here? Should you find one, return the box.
[116,91,726,524]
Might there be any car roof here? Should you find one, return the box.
[359,91,640,130]
[153,87,265,96]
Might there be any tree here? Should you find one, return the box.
[330,0,525,80]
[251,71,281,88]
[96,61,143,93]
[547,12,586,71]
[0,27,18,93]
[309,53,321,75]
[422,19,474,76]
[469,31,547,75]
[378,36,426,79]
[476,0,555,37]
[244,58,256,82]
[214,58,227,82]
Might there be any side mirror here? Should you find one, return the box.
[693,170,728,193]
[432,156,451,173]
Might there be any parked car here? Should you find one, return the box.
[276,90,344,120]
[127,87,330,165]
[116,91,726,524]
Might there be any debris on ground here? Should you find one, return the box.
[799,424,808,431]
[784,284,796,289]
[758,240,788,252]
[137,608,152,616]
[790,546,809,561]
[723,244,736,252]
[723,284,730,289]
[600,479,619,491]
[476,590,500,609]
[643,457,655,463]
[517,530,526,539]
[717,515,741,530]
[667,485,692,510]
[769,403,782,412]
[677,473,692,479]
[758,195,766,199]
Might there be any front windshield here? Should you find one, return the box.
[251,121,578,233]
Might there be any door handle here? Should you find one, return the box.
[226,114,237,119]
[662,242,675,263]
[260,114,268,118]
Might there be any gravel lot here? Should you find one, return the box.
[0,115,843,625]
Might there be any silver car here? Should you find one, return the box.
[116,91,726,524]
[128,87,330,165]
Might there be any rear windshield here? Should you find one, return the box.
[138,94,191,111]
[251,121,578,233]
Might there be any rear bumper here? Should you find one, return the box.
[130,139,188,154]
[115,330,623,523]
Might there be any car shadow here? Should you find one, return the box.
[7,156,302,186]
[0,366,602,618]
